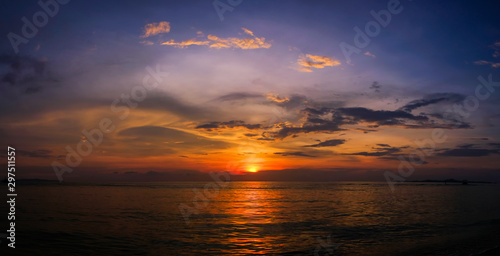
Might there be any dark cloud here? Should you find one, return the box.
[278,94,308,110]
[273,121,344,140]
[437,148,499,157]
[271,103,453,140]
[338,107,427,124]
[400,98,448,112]
[257,136,275,141]
[304,139,346,147]
[457,144,475,149]
[343,145,403,157]
[274,151,316,157]
[399,93,465,112]
[196,120,261,130]
[194,92,472,141]
[269,107,346,139]
[377,144,391,147]
[437,143,500,157]
[24,86,43,94]
[17,149,54,158]
[214,92,263,101]
[488,143,500,148]
[369,81,381,93]
[0,55,54,94]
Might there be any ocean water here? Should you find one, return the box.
[2,181,500,255]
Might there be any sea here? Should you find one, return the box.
[1,181,500,255]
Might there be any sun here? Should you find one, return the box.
[246,165,259,173]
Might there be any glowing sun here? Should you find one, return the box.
[246,165,259,173]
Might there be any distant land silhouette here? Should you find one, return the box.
[407,179,497,184]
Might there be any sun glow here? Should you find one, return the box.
[246,165,259,173]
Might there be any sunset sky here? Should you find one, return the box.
[1,0,500,182]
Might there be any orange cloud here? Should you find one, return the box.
[474,60,500,68]
[241,27,254,36]
[161,38,210,48]
[474,42,500,67]
[266,93,289,103]
[492,41,500,58]
[159,28,271,50]
[141,21,171,38]
[364,51,376,58]
[297,54,341,72]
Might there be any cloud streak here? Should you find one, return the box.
[437,144,500,157]
[343,146,403,157]
[160,28,271,50]
[196,120,261,131]
[399,93,464,112]
[473,41,500,68]
[474,60,500,68]
[304,139,346,147]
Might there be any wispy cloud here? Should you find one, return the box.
[274,151,316,157]
[436,143,500,157]
[18,149,54,158]
[492,41,500,58]
[399,93,464,112]
[161,38,210,48]
[140,40,154,45]
[364,51,376,58]
[196,120,261,131]
[474,60,500,68]
[474,41,500,68]
[241,28,254,36]
[266,93,289,103]
[343,145,404,157]
[159,28,271,50]
[0,54,52,94]
[141,21,171,38]
[297,54,341,72]
[207,27,271,49]
[214,92,263,101]
[369,81,381,93]
[304,139,346,147]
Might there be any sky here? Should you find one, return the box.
[1,0,500,182]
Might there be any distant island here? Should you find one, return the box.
[407,179,497,184]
